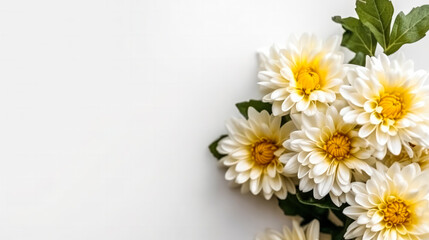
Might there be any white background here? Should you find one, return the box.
[0,0,428,239]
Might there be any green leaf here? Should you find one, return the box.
[208,135,227,160]
[281,115,291,126]
[279,191,353,236]
[331,217,353,240]
[278,192,343,234]
[235,99,291,125]
[332,16,376,56]
[296,191,340,210]
[331,207,350,223]
[385,5,429,55]
[235,100,272,119]
[349,52,366,66]
[356,0,394,49]
[278,194,329,226]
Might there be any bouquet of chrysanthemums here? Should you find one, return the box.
[209,0,429,239]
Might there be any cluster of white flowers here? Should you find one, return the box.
[256,219,324,240]
[217,34,429,240]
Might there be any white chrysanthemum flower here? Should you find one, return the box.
[282,102,375,206]
[255,219,322,240]
[383,144,429,171]
[344,163,429,240]
[258,34,345,116]
[217,107,296,200]
[340,54,429,158]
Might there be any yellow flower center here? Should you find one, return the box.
[382,197,411,227]
[323,132,351,160]
[251,140,278,165]
[379,93,405,120]
[296,67,320,95]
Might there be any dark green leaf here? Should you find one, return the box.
[278,194,328,224]
[331,217,353,240]
[208,135,227,160]
[331,207,350,223]
[385,5,429,55]
[278,193,325,216]
[235,99,291,125]
[356,0,394,49]
[332,16,376,56]
[235,100,272,119]
[349,52,366,66]
[296,191,340,210]
[278,193,340,234]
[281,115,291,126]
[278,191,353,236]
